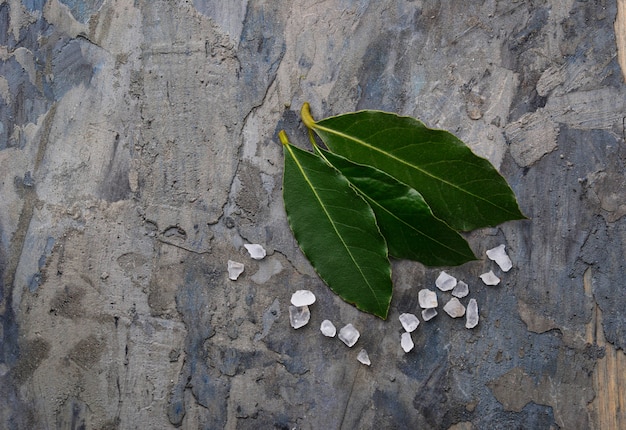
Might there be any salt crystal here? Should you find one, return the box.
[227,260,244,280]
[291,290,316,306]
[466,299,479,329]
[418,289,438,309]
[401,332,414,353]
[320,319,336,337]
[452,280,469,298]
[244,244,266,260]
[289,305,310,329]
[338,324,360,347]
[480,270,500,286]
[443,297,466,318]
[435,271,457,291]
[486,244,512,272]
[357,349,371,366]
[421,308,438,321]
[399,313,420,332]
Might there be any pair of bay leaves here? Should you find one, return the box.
[280,103,525,319]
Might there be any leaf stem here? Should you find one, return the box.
[278,130,290,146]
[307,128,318,148]
[300,102,317,129]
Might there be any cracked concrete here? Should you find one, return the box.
[2,0,626,428]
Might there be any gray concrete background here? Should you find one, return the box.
[1,0,626,428]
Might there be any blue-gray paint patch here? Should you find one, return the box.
[0,57,51,150]
[237,2,286,109]
[58,0,104,24]
[29,236,55,292]
[22,0,45,12]
[51,39,95,101]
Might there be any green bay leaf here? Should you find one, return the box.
[303,104,526,231]
[280,131,392,319]
[316,148,477,266]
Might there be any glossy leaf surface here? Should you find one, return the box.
[317,148,477,266]
[281,132,392,318]
[303,105,526,231]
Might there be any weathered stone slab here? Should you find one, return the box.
[1,0,625,429]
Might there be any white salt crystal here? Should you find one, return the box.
[288,305,310,329]
[435,271,457,291]
[399,313,420,332]
[443,297,466,318]
[480,270,500,286]
[320,319,336,337]
[291,290,316,306]
[338,324,360,347]
[227,260,244,280]
[357,349,371,366]
[244,244,266,260]
[418,289,438,309]
[466,299,479,329]
[486,244,513,272]
[452,280,469,298]
[401,332,414,353]
[421,308,438,321]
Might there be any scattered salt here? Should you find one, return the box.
[291,290,316,306]
[418,289,438,309]
[338,324,360,347]
[486,244,512,272]
[435,271,457,291]
[244,244,266,260]
[320,320,336,337]
[480,270,500,286]
[288,305,310,329]
[401,332,414,353]
[443,297,466,318]
[399,313,420,332]
[466,299,479,329]
[357,349,371,366]
[421,308,438,321]
[227,260,244,280]
[452,280,469,298]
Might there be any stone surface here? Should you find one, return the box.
[1,1,625,429]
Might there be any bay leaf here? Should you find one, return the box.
[280,131,392,318]
[302,104,526,231]
[316,147,477,266]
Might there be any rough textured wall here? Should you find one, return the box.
[1,0,625,428]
